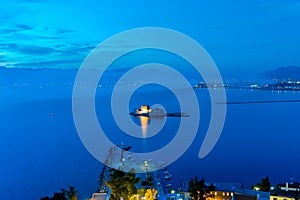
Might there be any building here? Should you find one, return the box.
[270,194,295,200]
[179,181,270,200]
[212,182,242,200]
[179,181,242,200]
[270,182,300,200]
[213,191,234,200]
[89,192,108,200]
[235,190,270,200]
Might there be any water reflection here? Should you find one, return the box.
[134,115,166,138]
[139,116,149,137]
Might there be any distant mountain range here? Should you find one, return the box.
[1,65,300,86]
[262,66,300,81]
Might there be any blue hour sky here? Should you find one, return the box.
[0,0,300,73]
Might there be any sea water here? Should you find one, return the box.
[1,78,300,200]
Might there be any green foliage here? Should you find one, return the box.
[106,168,141,200]
[40,186,78,200]
[40,192,66,200]
[188,177,215,200]
[144,188,158,200]
[252,176,271,192]
[138,188,158,200]
[40,197,51,200]
[260,176,271,192]
[62,186,78,200]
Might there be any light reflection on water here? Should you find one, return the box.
[139,116,149,137]
[134,115,167,138]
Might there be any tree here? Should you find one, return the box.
[106,169,124,200]
[62,186,78,200]
[40,197,51,200]
[188,177,215,200]
[40,186,78,200]
[52,192,67,200]
[137,188,158,200]
[40,192,66,200]
[106,168,141,200]
[252,176,271,192]
[260,176,271,192]
[144,188,158,200]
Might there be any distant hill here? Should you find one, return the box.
[262,66,300,81]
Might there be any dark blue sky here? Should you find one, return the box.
[0,0,300,73]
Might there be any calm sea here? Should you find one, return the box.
[1,81,300,200]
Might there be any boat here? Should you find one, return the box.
[158,161,165,166]
[117,142,132,151]
[165,174,172,180]
[162,167,168,171]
